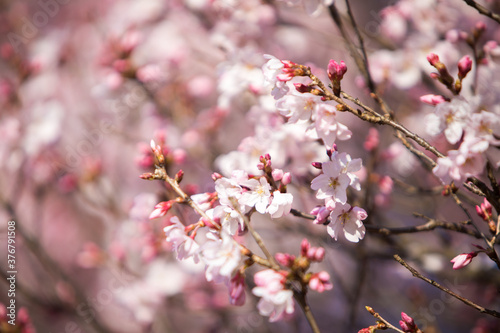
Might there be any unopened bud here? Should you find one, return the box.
[140,172,155,180]
[427,53,440,67]
[420,94,447,105]
[272,169,284,181]
[457,55,473,80]
[327,60,347,82]
[311,162,322,169]
[281,172,292,185]
[336,104,348,111]
[294,83,312,93]
[300,238,311,257]
[275,252,296,267]
[175,169,184,183]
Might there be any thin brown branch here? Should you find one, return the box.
[394,254,500,318]
[463,0,500,24]
[308,69,445,159]
[328,4,372,91]
[344,0,375,93]
[293,289,321,333]
[365,217,482,239]
[364,306,405,333]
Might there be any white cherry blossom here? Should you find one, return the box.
[328,203,367,242]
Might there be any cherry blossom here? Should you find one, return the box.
[425,97,472,144]
[267,191,293,218]
[252,269,295,322]
[164,217,200,263]
[200,231,241,283]
[239,177,272,213]
[328,203,367,243]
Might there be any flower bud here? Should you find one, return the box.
[175,169,184,183]
[450,252,477,269]
[294,83,313,93]
[327,60,347,82]
[457,55,472,79]
[281,172,292,185]
[419,94,447,105]
[427,53,440,66]
[272,169,284,181]
[300,238,311,257]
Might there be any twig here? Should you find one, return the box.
[233,202,280,270]
[394,254,500,318]
[463,0,500,24]
[293,289,321,333]
[307,69,445,159]
[364,306,405,333]
[365,216,482,239]
[344,0,376,93]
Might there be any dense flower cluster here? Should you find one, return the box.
[2,0,500,332]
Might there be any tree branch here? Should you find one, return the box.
[394,254,500,318]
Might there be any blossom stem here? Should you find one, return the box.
[161,171,221,230]
[463,0,500,24]
[293,288,321,333]
[394,254,500,318]
[231,199,280,270]
[308,69,446,159]
[364,306,405,333]
[343,0,375,93]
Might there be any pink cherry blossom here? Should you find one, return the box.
[252,269,295,322]
[200,231,241,283]
[425,97,472,144]
[239,177,272,213]
[164,217,200,262]
[328,203,367,242]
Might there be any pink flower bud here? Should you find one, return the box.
[327,60,347,82]
[363,127,379,152]
[419,94,447,105]
[311,162,323,169]
[427,53,440,66]
[401,312,415,326]
[282,172,292,185]
[272,169,284,181]
[483,198,492,214]
[313,247,325,262]
[275,252,296,267]
[301,238,311,257]
[212,172,222,181]
[175,169,184,183]
[476,204,486,220]
[149,201,173,219]
[450,252,477,269]
[308,271,333,293]
[310,206,330,224]
[294,83,312,93]
[400,312,418,332]
[475,21,486,33]
[229,272,246,306]
[457,55,472,79]
[378,176,393,195]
